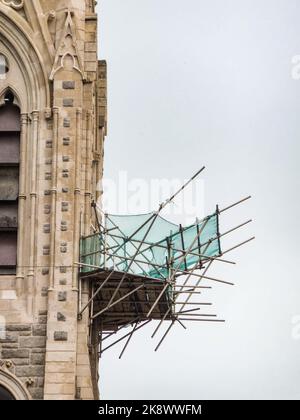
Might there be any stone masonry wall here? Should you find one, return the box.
[0,313,48,400]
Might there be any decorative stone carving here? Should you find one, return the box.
[47,10,56,22]
[0,362,31,400]
[1,0,24,11]
[50,10,84,80]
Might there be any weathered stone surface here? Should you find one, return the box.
[63,81,75,89]
[0,333,18,343]
[62,202,69,212]
[10,358,30,366]
[32,325,47,337]
[44,205,51,215]
[31,348,46,354]
[37,377,44,387]
[19,330,32,336]
[0,1,106,401]
[15,366,44,377]
[57,312,66,322]
[63,98,74,107]
[38,311,48,316]
[58,291,67,302]
[6,324,31,332]
[43,246,50,256]
[31,353,45,365]
[0,342,19,349]
[43,224,51,233]
[63,118,70,127]
[19,336,46,348]
[39,310,48,315]
[38,315,47,325]
[54,331,68,341]
[61,221,68,231]
[29,388,44,400]
[2,348,30,359]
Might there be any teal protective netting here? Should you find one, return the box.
[80,212,221,280]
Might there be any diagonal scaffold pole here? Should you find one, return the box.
[104,212,165,279]
[173,241,233,296]
[221,237,255,256]
[127,195,252,261]
[92,283,145,320]
[151,308,172,338]
[100,229,236,266]
[99,167,206,260]
[106,167,206,308]
[154,320,176,352]
[219,196,251,214]
[171,219,252,266]
[146,215,211,318]
[148,216,220,321]
[176,259,214,314]
[177,318,225,323]
[104,215,151,277]
[101,319,152,355]
[150,244,223,347]
[101,317,140,343]
[152,238,220,350]
[78,270,115,317]
[119,321,139,359]
[79,249,235,277]
[152,306,205,339]
[176,237,255,316]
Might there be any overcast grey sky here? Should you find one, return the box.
[96,0,300,400]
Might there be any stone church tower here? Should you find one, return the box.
[0,0,106,399]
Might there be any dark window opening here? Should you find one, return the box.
[0,384,15,400]
[4,91,14,104]
[0,95,20,275]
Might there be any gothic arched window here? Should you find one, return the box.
[0,90,20,274]
[0,368,30,400]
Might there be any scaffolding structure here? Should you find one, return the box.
[77,168,254,358]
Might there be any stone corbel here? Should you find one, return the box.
[0,359,14,373]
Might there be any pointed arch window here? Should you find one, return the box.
[0,90,20,274]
